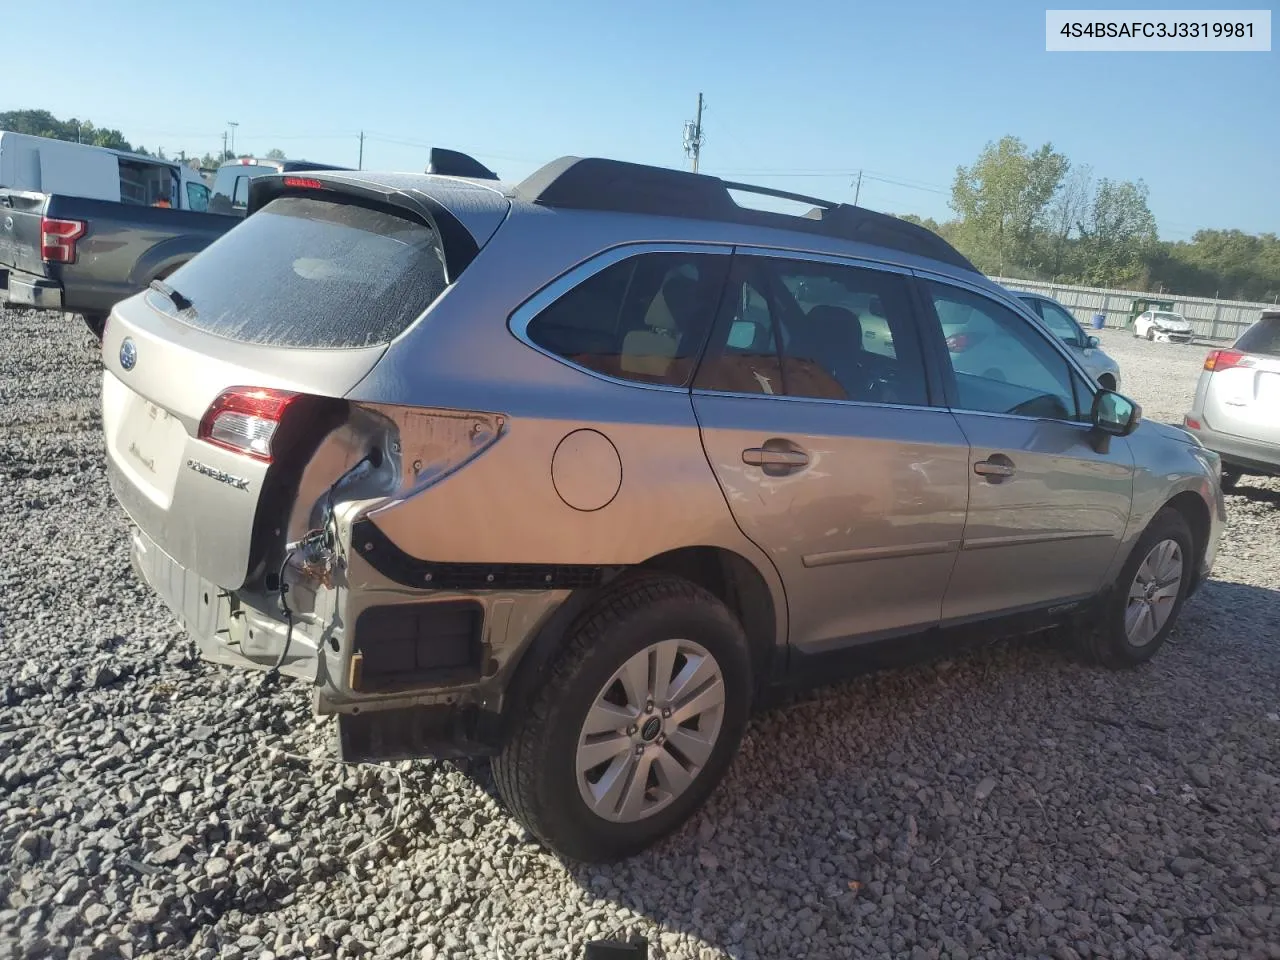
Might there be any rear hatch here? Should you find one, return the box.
[1202,314,1280,444]
[102,177,496,589]
[0,190,50,277]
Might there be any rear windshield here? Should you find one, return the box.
[152,196,447,349]
[1234,316,1280,356]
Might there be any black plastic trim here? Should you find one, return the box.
[352,518,610,591]
[426,148,499,181]
[509,156,980,275]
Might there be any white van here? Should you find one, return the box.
[0,131,211,212]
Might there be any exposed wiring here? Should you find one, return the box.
[257,449,382,692]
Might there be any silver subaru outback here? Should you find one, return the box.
[101,154,1226,862]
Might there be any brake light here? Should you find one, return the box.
[1204,349,1252,372]
[198,387,301,462]
[1184,416,1201,430]
[283,176,324,189]
[946,333,970,352]
[40,217,86,263]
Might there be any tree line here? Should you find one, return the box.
[897,135,1279,303]
[0,109,287,174]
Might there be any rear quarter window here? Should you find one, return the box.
[152,196,447,349]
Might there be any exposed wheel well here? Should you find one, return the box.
[1163,490,1210,578]
[493,548,781,749]
[1098,373,1116,390]
[636,547,780,691]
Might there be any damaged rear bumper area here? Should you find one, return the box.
[128,525,572,764]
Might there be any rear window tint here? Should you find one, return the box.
[1234,317,1280,356]
[153,196,447,349]
[524,252,728,387]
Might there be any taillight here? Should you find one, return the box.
[1204,349,1252,372]
[283,176,324,189]
[946,333,970,352]
[198,387,301,462]
[40,217,86,263]
[1184,416,1201,430]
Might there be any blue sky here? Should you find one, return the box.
[3,0,1275,239]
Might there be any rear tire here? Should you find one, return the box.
[83,314,106,339]
[1220,468,1241,492]
[492,574,753,862]
[1079,508,1194,668]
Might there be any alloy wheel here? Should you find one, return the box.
[1125,538,1184,647]
[575,639,725,823]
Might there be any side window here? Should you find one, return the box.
[524,251,728,387]
[232,175,253,209]
[696,257,930,406]
[926,282,1083,421]
[186,181,210,213]
[1038,301,1084,348]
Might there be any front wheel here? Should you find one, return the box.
[1079,508,1194,668]
[1146,327,1156,341]
[492,574,753,862]
[1098,373,1116,391]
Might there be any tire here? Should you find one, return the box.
[1220,468,1241,492]
[83,314,106,339]
[1098,374,1116,391]
[1079,507,1195,668]
[492,573,753,862]
[1146,327,1155,341]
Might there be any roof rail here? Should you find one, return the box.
[426,148,499,181]
[510,156,978,274]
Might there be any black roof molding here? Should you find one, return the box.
[511,156,979,274]
[426,148,499,181]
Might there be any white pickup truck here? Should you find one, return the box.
[0,131,211,211]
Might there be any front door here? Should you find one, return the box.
[691,252,970,654]
[919,278,1135,621]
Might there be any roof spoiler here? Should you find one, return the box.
[426,148,499,181]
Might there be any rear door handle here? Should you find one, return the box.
[742,447,809,468]
[974,456,1016,481]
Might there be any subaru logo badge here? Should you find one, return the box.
[119,337,137,371]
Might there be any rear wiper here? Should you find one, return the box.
[149,278,195,314]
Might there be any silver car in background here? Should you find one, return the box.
[1184,309,1280,489]
[1013,291,1123,391]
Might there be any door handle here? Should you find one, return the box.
[743,447,809,467]
[974,456,1016,481]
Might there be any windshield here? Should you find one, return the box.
[150,195,447,348]
[1153,312,1186,323]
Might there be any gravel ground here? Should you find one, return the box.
[1,308,1278,960]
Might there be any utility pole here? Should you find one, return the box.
[852,170,863,206]
[683,93,705,173]
[358,131,364,170]
[227,121,238,158]
[222,131,228,161]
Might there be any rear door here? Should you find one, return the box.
[916,276,1134,620]
[1202,316,1280,444]
[692,251,969,654]
[102,188,461,589]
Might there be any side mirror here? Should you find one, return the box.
[1092,389,1141,437]
[1086,335,1100,349]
